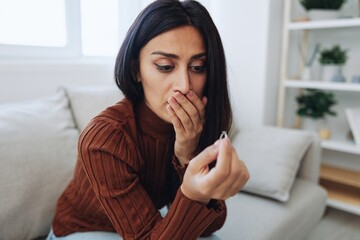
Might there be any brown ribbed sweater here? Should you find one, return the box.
[52,98,226,240]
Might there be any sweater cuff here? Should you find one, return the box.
[172,155,188,182]
[165,188,224,239]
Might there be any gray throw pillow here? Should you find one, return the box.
[232,127,312,202]
[63,85,123,131]
[0,89,79,240]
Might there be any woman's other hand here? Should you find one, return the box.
[167,90,207,166]
[180,138,250,204]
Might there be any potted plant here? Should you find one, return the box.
[319,45,348,82]
[296,89,337,139]
[300,0,347,20]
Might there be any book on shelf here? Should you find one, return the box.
[345,108,360,147]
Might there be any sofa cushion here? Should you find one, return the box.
[232,127,312,201]
[63,85,124,131]
[215,179,327,240]
[0,90,79,240]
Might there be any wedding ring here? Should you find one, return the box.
[219,131,228,139]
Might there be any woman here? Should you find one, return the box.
[48,0,249,239]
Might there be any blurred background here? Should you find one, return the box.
[0,0,285,129]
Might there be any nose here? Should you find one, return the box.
[174,68,190,94]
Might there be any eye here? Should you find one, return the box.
[189,65,207,73]
[154,63,175,72]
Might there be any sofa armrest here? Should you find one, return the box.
[296,132,321,183]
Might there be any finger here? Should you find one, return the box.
[227,158,250,195]
[168,95,193,130]
[212,138,232,175]
[166,104,184,133]
[202,139,233,190]
[201,96,208,120]
[227,176,243,197]
[189,144,219,171]
[238,160,250,187]
[212,174,237,199]
[174,92,200,127]
[211,153,242,199]
[202,96,208,106]
[227,173,247,197]
[185,90,207,120]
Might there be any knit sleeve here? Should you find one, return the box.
[200,200,227,237]
[171,157,227,237]
[79,120,224,240]
[171,156,188,182]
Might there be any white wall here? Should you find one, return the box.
[211,0,283,128]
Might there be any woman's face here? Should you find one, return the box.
[138,26,207,123]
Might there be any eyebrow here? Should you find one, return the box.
[151,51,206,60]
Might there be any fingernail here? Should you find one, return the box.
[214,140,220,146]
[225,138,231,146]
[212,143,218,151]
[168,97,176,105]
[187,91,194,97]
[202,96,208,105]
[175,92,182,98]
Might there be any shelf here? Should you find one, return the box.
[321,140,360,155]
[327,199,360,216]
[284,80,360,92]
[320,164,360,216]
[320,179,360,215]
[321,164,360,188]
[288,18,360,30]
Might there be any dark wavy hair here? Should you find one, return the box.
[115,0,232,152]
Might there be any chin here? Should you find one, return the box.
[162,114,172,124]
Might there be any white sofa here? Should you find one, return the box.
[0,86,327,240]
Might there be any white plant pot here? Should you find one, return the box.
[321,65,345,82]
[302,118,331,140]
[308,10,340,20]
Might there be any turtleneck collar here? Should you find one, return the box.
[135,101,174,139]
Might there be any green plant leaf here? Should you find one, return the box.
[300,0,346,10]
[296,89,337,119]
[319,45,348,65]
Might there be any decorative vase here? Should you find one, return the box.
[308,10,340,20]
[301,66,311,80]
[321,65,345,82]
[332,67,346,82]
[351,75,360,83]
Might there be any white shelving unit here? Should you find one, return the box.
[277,0,360,216]
[284,80,360,92]
[288,18,360,30]
[327,199,360,216]
[322,140,360,155]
